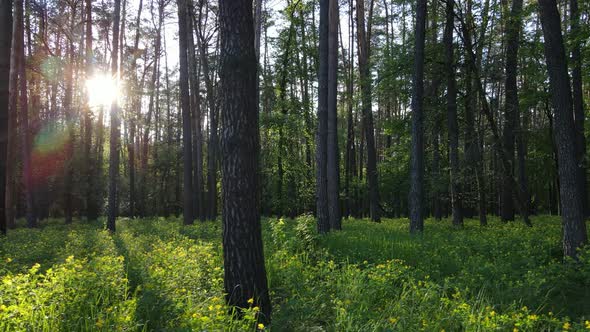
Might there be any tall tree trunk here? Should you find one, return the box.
[327,0,341,230]
[219,0,271,322]
[178,0,194,225]
[84,0,97,220]
[107,0,121,232]
[188,0,204,221]
[275,15,295,217]
[443,0,462,227]
[409,0,427,233]
[356,0,380,222]
[63,1,76,224]
[195,3,218,221]
[538,0,587,258]
[344,0,355,219]
[14,0,34,227]
[0,0,11,235]
[316,0,329,233]
[502,0,525,223]
[140,3,163,217]
[5,0,17,230]
[570,0,587,216]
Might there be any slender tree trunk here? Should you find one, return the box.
[188,0,204,221]
[63,1,76,224]
[538,0,587,258]
[107,0,121,232]
[443,0,462,227]
[316,0,329,233]
[327,0,341,230]
[128,0,142,218]
[14,0,34,227]
[409,0,427,233]
[502,0,526,223]
[344,0,355,219]
[570,0,587,216]
[219,0,271,322]
[0,0,11,235]
[140,4,162,216]
[178,0,194,225]
[195,4,218,221]
[356,0,380,222]
[84,0,98,220]
[5,0,17,230]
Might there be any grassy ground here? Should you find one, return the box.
[0,215,589,331]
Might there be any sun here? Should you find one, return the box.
[86,73,122,108]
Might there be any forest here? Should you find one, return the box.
[0,0,589,330]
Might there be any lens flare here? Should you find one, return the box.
[86,73,122,107]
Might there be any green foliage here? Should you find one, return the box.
[1,216,590,331]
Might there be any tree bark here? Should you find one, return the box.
[570,0,587,216]
[356,0,380,222]
[443,0,463,227]
[178,0,194,225]
[63,1,76,224]
[219,0,271,322]
[0,0,11,235]
[107,0,121,232]
[538,0,587,258]
[344,0,355,219]
[502,0,526,223]
[5,0,16,230]
[195,3,218,220]
[15,0,34,227]
[316,0,329,233]
[188,0,204,221]
[327,0,341,230]
[409,0,427,233]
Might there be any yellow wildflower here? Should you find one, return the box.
[563,322,571,330]
[388,317,398,324]
[585,320,590,329]
[5,258,12,263]
[257,323,265,330]
[247,298,254,305]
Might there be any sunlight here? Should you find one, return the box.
[86,73,122,108]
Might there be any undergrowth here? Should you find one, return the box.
[0,215,589,331]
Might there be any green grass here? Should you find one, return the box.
[0,215,589,331]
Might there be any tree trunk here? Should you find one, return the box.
[443,0,462,227]
[107,0,121,232]
[0,0,11,235]
[219,0,271,322]
[140,3,162,216]
[178,0,194,225]
[188,0,204,221]
[570,0,587,216]
[538,0,587,258]
[83,0,97,220]
[502,0,525,223]
[195,4,218,221]
[356,0,380,222]
[5,0,16,230]
[344,0,355,219]
[409,0,427,233]
[316,0,329,233]
[63,1,76,224]
[14,0,34,227]
[327,0,341,230]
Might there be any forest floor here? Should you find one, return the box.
[0,215,589,331]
